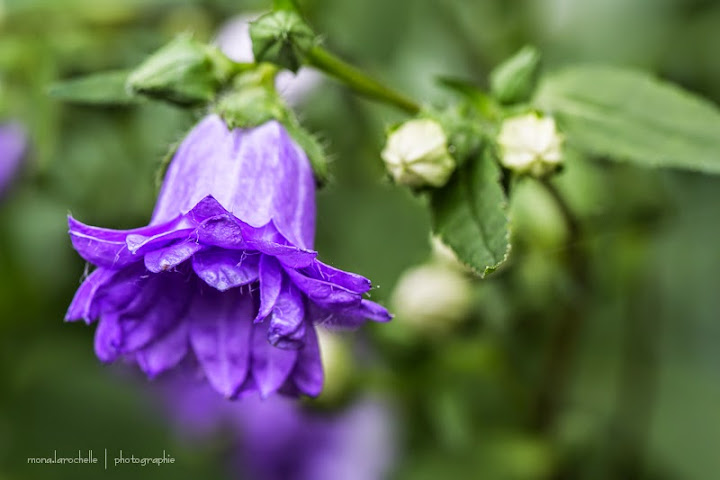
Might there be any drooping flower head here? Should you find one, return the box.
[0,122,27,195]
[66,115,391,399]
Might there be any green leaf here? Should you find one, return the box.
[534,65,720,173]
[48,70,140,105]
[489,45,541,105]
[431,149,510,276]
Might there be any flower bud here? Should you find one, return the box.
[128,35,234,106]
[490,45,541,105]
[317,329,352,401]
[497,113,563,176]
[250,11,316,73]
[391,262,473,335]
[381,119,456,188]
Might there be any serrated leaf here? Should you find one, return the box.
[49,70,141,105]
[534,65,720,173]
[431,149,510,276]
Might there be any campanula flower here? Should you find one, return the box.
[0,123,26,195]
[66,114,390,399]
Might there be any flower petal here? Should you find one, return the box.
[304,260,372,293]
[68,216,185,268]
[144,240,202,273]
[251,321,298,398]
[312,300,393,330]
[125,225,194,255]
[68,217,135,268]
[136,321,190,379]
[256,255,282,322]
[196,214,317,268]
[268,281,306,349]
[115,271,193,353]
[65,268,115,323]
[189,288,254,398]
[290,325,323,397]
[150,116,316,249]
[192,249,260,291]
[94,314,121,362]
[284,266,362,308]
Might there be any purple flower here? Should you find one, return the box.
[159,378,396,480]
[66,115,391,399]
[0,123,27,195]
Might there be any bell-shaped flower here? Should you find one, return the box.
[65,114,391,399]
[0,123,27,195]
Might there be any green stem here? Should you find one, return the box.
[306,46,421,115]
[532,177,587,437]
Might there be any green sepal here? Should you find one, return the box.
[250,10,317,73]
[489,45,541,105]
[127,34,236,106]
[49,70,142,106]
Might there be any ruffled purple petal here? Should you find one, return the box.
[189,288,254,398]
[192,249,260,291]
[256,255,282,322]
[94,314,121,362]
[268,281,306,349]
[197,213,316,268]
[125,225,194,255]
[284,266,362,308]
[144,240,203,273]
[251,321,299,398]
[303,260,372,293]
[312,299,393,330]
[136,321,190,378]
[289,325,323,397]
[65,268,116,323]
[114,271,193,353]
[151,116,316,249]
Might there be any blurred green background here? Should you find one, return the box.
[1,0,720,479]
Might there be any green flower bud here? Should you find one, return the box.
[497,112,563,177]
[381,119,456,188]
[317,330,353,401]
[391,262,473,335]
[250,11,316,73]
[128,35,234,106]
[490,46,541,105]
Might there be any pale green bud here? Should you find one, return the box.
[317,329,352,401]
[381,119,456,188]
[391,262,473,334]
[497,113,563,176]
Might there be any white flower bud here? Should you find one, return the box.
[317,329,352,400]
[381,119,456,188]
[391,262,473,334]
[497,113,563,176]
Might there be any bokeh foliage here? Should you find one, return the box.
[1,0,720,479]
